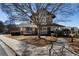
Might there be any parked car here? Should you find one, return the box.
[53,29,71,37]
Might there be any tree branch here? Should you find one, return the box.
[13,3,32,20]
[51,3,63,13]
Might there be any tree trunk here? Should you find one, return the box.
[71,37,73,42]
[37,27,41,38]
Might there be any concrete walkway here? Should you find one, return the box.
[52,38,79,56]
[0,35,27,56]
[0,44,7,56]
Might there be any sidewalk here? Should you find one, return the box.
[0,35,27,56]
[0,44,7,56]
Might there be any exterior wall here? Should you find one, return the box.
[19,26,50,35]
[32,9,52,25]
[20,27,32,34]
[51,26,57,31]
[20,27,37,35]
[50,26,64,31]
[40,27,48,34]
[13,24,65,35]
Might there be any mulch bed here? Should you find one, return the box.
[69,40,79,54]
[21,37,57,47]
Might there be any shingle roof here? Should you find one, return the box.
[17,23,37,28]
[40,23,65,27]
[17,22,64,28]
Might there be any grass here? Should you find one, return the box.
[21,38,50,46]
[5,34,57,46]
[68,38,79,54]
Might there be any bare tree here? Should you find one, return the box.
[31,9,55,38]
[0,3,76,38]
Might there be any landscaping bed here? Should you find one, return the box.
[21,36,57,46]
[5,34,57,46]
[69,39,79,54]
[21,38,50,46]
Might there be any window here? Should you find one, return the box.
[41,27,47,34]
